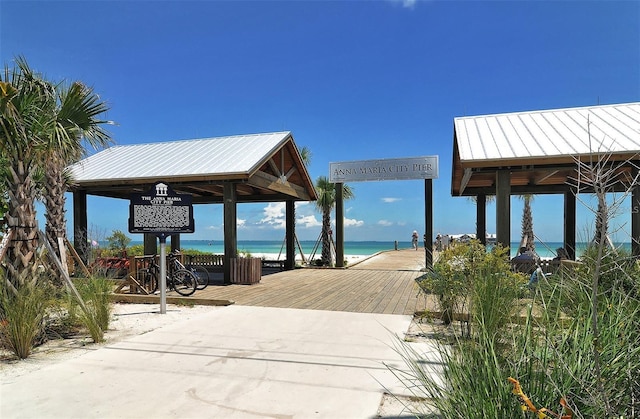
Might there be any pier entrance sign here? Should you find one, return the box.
[328,156,438,269]
[329,156,438,182]
[128,182,194,234]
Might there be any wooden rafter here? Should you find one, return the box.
[249,170,311,200]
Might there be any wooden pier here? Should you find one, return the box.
[113,249,437,316]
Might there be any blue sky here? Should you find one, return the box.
[2,0,639,244]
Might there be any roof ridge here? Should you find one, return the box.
[108,131,292,148]
[454,102,640,121]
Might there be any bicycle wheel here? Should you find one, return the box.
[138,268,158,294]
[171,269,197,296]
[189,265,210,290]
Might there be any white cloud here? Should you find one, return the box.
[382,197,401,203]
[344,217,364,227]
[388,0,417,9]
[298,215,321,228]
[237,218,246,228]
[259,202,286,229]
[378,220,394,227]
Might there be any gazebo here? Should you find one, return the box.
[451,102,640,259]
[68,131,317,283]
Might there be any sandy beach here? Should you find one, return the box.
[0,303,223,380]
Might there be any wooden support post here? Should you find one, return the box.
[170,234,181,253]
[496,170,511,251]
[223,182,237,285]
[143,234,157,256]
[285,200,295,270]
[564,190,577,260]
[335,182,344,268]
[632,165,640,258]
[476,194,487,245]
[73,190,88,263]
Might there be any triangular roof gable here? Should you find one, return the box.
[69,131,316,202]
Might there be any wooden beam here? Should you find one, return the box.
[460,168,472,195]
[249,171,311,200]
[533,170,560,185]
[268,158,282,178]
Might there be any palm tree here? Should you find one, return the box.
[0,57,51,286]
[519,194,535,252]
[314,176,354,266]
[42,80,112,256]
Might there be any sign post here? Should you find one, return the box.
[129,182,194,314]
[329,156,439,269]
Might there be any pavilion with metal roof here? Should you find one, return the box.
[451,102,640,258]
[68,131,317,283]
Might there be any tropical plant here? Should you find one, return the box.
[0,273,51,359]
[70,277,112,342]
[41,80,112,257]
[519,194,536,252]
[0,57,50,286]
[314,176,354,266]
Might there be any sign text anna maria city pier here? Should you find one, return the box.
[329,156,439,183]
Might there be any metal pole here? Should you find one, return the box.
[159,234,167,314]
[424,179,433,269]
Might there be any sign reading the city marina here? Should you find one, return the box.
[329,156,439,183]
[128,182,194,234]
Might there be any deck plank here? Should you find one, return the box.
[157,249,437,315]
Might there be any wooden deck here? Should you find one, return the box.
[191,249,435,315]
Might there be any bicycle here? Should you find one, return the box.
[181,255,210,290]
[138,252,197,296]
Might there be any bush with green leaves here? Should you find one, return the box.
[394,241,640,418]
[0,276,52,359]
[417,240,521,328]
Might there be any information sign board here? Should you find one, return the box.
[329,156,438,183]
[128,182,194,234]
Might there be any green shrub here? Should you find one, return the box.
[0,277,51,359]
[396,241,640,418]
[417,240,520,328]
[70,277,112,342]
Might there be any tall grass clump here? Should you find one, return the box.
[397,239,640,417]
[518,244,640,417]
[401,241,524,415]
[0,275,52,359]
[69,277,113,343]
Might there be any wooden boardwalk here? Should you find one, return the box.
[189,249,435,316]
[112,248,558,332]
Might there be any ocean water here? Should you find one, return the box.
[126,239,633,259]
[129,240,413,257]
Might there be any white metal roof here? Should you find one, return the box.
[454,102,640,163]
[69,131,292,182]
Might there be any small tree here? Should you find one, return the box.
[105,230,130,257]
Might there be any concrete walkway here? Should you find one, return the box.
[1,305,439,419]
